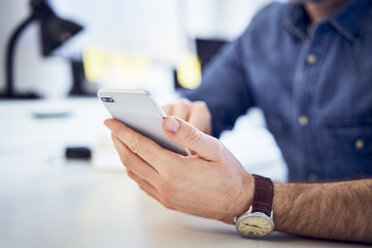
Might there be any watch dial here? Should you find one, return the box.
[237,216,273,238]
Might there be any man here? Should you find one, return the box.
[104,0,372,243]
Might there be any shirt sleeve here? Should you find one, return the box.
[182,34,254,138]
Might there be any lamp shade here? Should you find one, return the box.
[40,15,83,56]
[32,0,83,56]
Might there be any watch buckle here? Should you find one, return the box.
[247,205,253,214]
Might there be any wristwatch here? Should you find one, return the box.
[235,174,274,238]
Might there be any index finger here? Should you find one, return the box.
[105,118,179,171]
[162,104,173,116]
[188,101,211,135]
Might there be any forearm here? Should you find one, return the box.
[273,179,372,243]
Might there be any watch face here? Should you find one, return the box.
[237,214,274,238]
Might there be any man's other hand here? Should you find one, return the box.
[162,99,212,135]
[104,116,253,224]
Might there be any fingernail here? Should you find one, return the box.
[165,116,180,132]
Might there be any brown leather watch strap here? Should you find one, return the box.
[251,174,274,217]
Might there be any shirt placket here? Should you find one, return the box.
[293,31,324,181]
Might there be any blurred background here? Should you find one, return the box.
[0,1,288,247]
[0,0,278,97]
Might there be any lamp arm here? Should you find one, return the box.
[5,15,35,96]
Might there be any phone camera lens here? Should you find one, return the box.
[101,96,114,103]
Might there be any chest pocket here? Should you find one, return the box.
[319,117,372,178]
[321,117,372,156]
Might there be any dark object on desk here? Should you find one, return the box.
[174,38,227,90]
[32,111,71,119]
[0,0,83,100]
[65,147,92,160]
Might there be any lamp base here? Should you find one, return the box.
[0,92,40,100]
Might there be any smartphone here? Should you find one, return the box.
[98,89,189,156]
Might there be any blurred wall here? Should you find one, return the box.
[185,0,273,40]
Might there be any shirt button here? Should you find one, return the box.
[355,139,364,150]
[298,115,309,126]
[306,54,317,64]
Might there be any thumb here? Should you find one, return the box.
[162,116,220,160]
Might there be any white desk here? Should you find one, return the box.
[0,99,368,248]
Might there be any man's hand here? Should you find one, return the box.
[162,99,212,135]
[104,117,372,243]
[104,116,253,224]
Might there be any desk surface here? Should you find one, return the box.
[0,99,369,248]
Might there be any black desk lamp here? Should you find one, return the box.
[0,0,83,100]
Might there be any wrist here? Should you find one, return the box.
[224,173,255,224]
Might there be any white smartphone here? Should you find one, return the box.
[98,89,189,156]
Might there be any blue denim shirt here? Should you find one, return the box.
[183,0,372,182]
